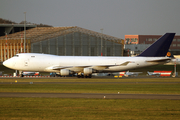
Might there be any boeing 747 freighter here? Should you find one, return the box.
[3,33,175,78]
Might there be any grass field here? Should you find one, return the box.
[0,78,180,94]
[0,77,180,82]
[0,77,180,119]
[0,98,180,120]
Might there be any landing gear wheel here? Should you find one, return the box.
[20,74,24,77]
[88,75,92,78]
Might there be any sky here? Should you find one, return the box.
[0,0,180,38]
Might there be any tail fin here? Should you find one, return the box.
[138,33,175,57]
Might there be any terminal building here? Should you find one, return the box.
[0,26,124,62]
[125,34,180,56]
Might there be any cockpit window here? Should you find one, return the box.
[14,55,19,57]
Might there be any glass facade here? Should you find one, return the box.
[31,32,123,56]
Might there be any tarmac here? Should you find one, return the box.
[0,92,180,100]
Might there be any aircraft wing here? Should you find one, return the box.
[50,61,130,71]
[92,61,130,70]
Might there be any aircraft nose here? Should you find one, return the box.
[3,59,13,68]
[3,60,8,67]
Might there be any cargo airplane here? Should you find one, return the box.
[3,33,175,78]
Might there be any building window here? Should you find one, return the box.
[107,47,111,56]
[153,38,157,41]
[131,38,134,42]
[172,44,176,47]
[177,39,180,42]
[131,38,137,42]
[75,47,80,56]
[135,38,138,42]
[177,44,180,47]
[91,47,95,56]
[173,39,176,42]
[126,38,130,44]
[148,38,152,41]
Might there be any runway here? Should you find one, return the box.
[0,92,180,100]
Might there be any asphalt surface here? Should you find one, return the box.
[0,92,180,100]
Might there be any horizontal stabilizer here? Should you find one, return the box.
[146,58,171,63]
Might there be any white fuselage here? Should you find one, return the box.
[3,53,171,74]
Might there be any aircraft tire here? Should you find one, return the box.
[20,74,24,77]
[88,75,92,78]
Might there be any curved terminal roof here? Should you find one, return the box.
[0,26,124,45]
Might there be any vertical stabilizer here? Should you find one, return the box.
[138,33,175,57]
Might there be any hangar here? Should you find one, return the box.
[0,26,124,62]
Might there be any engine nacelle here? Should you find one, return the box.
[84,68,93,75]
[60,69,70,76]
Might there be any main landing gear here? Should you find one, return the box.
[77,73,92,78]
[19,71,24,77]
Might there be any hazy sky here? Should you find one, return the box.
[1,0,180,38]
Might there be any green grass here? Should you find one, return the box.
[1,83,180,94]
[1,78,180,119]
[0,77,180,82]
[0,98,180,120]
[0,78,180,94]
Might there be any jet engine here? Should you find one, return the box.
[60,69,70,76]
[83,68,93,75]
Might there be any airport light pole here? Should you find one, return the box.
[5,33,7,60]
[174,58,177,77]
[24,12,26,53]
[100,28,103,56]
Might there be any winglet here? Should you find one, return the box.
[138,33,175,57]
